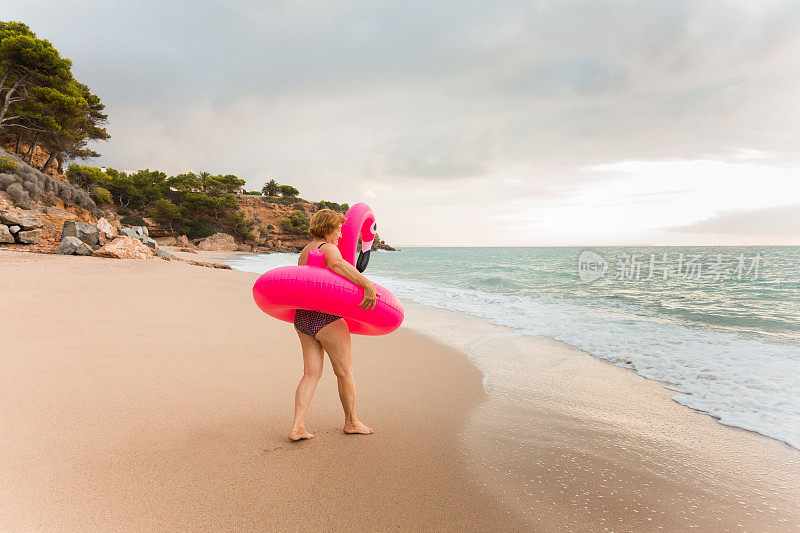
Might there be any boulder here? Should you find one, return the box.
[119,226,149,241]
[62,221,99,246]
[236,243,253,252]
[118,227,138,239]
[0,224,13,243]
[16,229,42,244]
[9,225,20,234]
[93,236,155,259]
[55,236,93,256]
[156,249,176,259]
[175,235,196,249]
[0,212,43,230]
[197,232,237,251]
[95,217,117,238]
[143,237,158,249]
[156,236,177,246]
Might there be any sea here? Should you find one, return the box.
[227,246,800,451]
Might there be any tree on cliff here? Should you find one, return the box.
[279,184,299,198]
[0,21,109,170]
[37,82,109,173]
[151,198,185,236]
[262,179,279,196]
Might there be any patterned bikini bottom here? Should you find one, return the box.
[293,308,343,338]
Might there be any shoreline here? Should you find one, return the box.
[398,303,800,530]
[225,249,800,529]
[2,249,798,530]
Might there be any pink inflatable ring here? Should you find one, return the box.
[252,203,404,335]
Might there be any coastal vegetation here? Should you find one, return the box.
[0,21,109,173]
[64,163,257,240]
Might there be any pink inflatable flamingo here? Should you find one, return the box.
[252,203,404,335]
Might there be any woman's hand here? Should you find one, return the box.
[359,282,381,310]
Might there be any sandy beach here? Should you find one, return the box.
[1,249,798,531]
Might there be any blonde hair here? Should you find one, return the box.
[309,209,345,239]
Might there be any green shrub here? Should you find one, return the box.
[243,190,262,195]
[225,212,256,240]
[281,210,309,235]
[66,163,109,190]
[120,214,147,226]
[319,200,349,213]
[117,206,131,216]
[0,155,19,173]
[187,220,218,240]
[91,186,113,206]
[263,195,306,206]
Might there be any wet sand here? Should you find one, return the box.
[402,302,800,531]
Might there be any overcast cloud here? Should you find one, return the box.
[5,0,800,245]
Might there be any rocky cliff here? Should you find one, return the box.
[0,144,396,254]
[233,195,396,253]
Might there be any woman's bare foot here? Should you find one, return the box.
[288,426,315,441]
[343,420,374,435]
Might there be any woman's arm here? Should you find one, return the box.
[320,244,380,310]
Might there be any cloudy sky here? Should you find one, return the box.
[6,0,800,245]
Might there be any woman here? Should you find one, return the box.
[289,209,380,441]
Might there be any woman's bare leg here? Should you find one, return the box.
[289,329,324,441]
[315,319,374,435]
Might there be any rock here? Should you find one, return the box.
[143,237,158,249]
[197,232,237,251]
[156,249,175,259]
[236,243,253,252]
[175,235,196,249]
[44,206,75,218]
[95,217,117,238]
[55,236,93,256]
[16,229,42,244]
[9,225,20,234]
[118,227,138,239]
[179,247,198,254]
[119,225,150,242]
[0,212,43,230]
[156,236,177,246]
[93,236,155,259]
[62,221,99,245]
[0,224,13,243]
[197,233,237,252]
